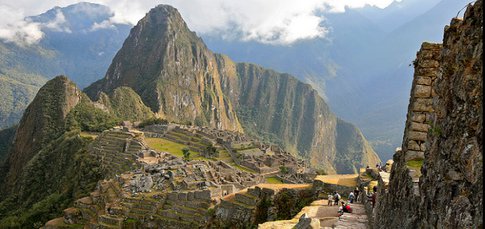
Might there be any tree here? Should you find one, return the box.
[182,148,190,161]
[205,145,218,158]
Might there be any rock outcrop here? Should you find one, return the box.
[85,4,379,173]
[85,5,243,132]
[374,1,482,228]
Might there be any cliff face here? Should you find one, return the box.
[85,4,379,174]
[85,5,242,132]
[374,1,482,228]
[419,1,482,227]
[1,76,81,195]
[220,61,379,173]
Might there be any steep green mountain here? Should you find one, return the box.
[0,2,131,130]
[0,75,154,227]
[0,76,97,227]
[85,5,379,173]
[85,5,243,132]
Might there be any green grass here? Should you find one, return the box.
[406,159,424,170]
[80,132,98,139]
[145,137,200,158]
[228,162,257,174]
[265,176,283,184]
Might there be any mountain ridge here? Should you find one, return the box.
[85,4,379,173]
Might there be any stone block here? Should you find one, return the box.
[210,188,222,197]
[178,192,187,201]
[415,76,432,86]
[194,190,211,200]
[420,143,426,151]
[167,192,178,201]
[247,187,261,197]
[414,85,432,98]
[407,131,428,142]
[405,151,424,161]
[411,113,426,123]
[412,98,433,112]
[418,59,439,68]
[407,140,421,151]
[187,191,194,201]
[410,122,429,132]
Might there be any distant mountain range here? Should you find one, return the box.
[0,2,130,129]
[202,0,471,160]
[0,0,470,161]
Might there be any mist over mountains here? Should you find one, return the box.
[202,0,471,160]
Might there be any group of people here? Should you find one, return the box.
[322,186,378,219]
[327,191,341,206]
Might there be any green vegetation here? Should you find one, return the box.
[273,189,314,220]
[67,94,120,132]
[279,166,289,174]
[265,176,283,184]
[428,122,442,137]
[0,126,16,165]
[0,130,102,228]
[106,87,155,121]
[139,117,169,128]
[406,158,424,170]
[145,138,199,158]
[204,145,218,158]
[182,148,191,161]
[229,162,257,174]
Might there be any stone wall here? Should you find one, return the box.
[419,1,483,227]
[373,1,482,228]
[402,42,441,161]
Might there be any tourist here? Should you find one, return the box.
[348,191,355,203]
[354,187,360,202]
[338,201,352,216]
[334,191,341,205]
[370,186,377,208]
[328,193,334,206]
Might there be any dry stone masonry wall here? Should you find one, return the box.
[374,1,482,228]
[404,43,441,162]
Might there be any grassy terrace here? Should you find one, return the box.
[265,176,283,184]
[145,137,201,159]
[228,162,257,174]
[146,137,260,174]
[80,131,99,139]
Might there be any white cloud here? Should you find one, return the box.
[0,0,399,45]
[43,9,72,33]
[0,4,43,45]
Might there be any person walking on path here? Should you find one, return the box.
[334,191,341,206]
[348,191,355,203]
[354,187,360,202]
[327,193,334,206]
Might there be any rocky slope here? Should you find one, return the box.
[86,5,380,173]
[374,1,482,228]
[85,6,243,132]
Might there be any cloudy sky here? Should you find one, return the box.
[0,0,399,45]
